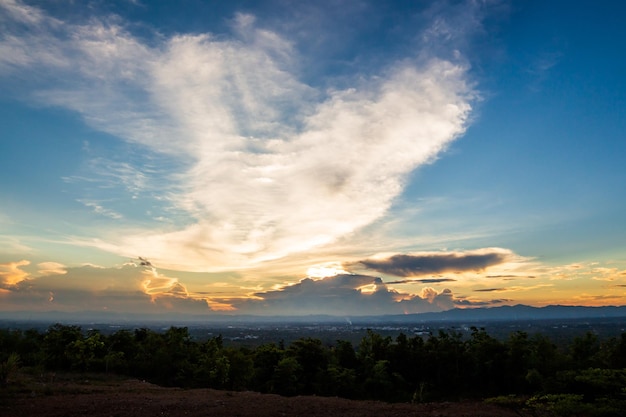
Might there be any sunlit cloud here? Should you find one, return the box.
[0,260,30,287]
[37,261,67,276]
[306,262,349,278]
[570,293,626,306]
[0,262,210,314]
[223,273,458,315]
[0,0,475,273]
[141,269,189,299]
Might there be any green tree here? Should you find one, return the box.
[287,337,328,394]
[466,327,507,395]
[570,332,600,369]
[194,336,230,388]
[272,357,301,396]
[224,347,253,390]
[251,343,283,392]
[42,324,83,370]
[66,329,106,372]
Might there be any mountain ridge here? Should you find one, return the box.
[2,304,626,325]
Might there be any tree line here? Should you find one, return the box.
[2,324,626,413]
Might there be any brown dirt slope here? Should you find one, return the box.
[1,374,526,417]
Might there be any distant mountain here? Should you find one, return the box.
[363,305,626,324]
[1,304,626,326]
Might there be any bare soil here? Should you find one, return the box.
[1,374,529,417]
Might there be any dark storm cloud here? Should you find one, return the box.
[486,275,535,279]
[386,278,457,284]
[356,250,510,277]
[454,298,511,307]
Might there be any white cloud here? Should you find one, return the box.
[37,261,67,276]
[0,0,45,25]
[0,1,475,272]
[78,200,124,220]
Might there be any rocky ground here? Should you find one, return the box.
[1,373,530,417]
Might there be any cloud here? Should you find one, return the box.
[0,1,476,272]
[0,260,30,287]
[225,273,457,315]
[474,288,507,292]
[78,200,124,220]
[0,0,46,26]
[387,278,457,284]
[141,269,190,299]
[37,262,67,276]
[355,248,512,277]
[0,263,462,315]
[454,298,511,307]
[486,275,536,279]
[0,262,210,314]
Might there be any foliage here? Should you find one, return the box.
[3,323,626,414]
[0,352,20,387]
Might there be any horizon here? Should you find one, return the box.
[1,0,626,319]
[3,303,626,327]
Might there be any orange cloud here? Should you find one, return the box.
[0,260,30,286]
[141,269,189,299]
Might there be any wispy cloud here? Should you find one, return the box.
[78,200,124,220]
[0,1,476,272]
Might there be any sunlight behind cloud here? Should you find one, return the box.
[306,262,349,278]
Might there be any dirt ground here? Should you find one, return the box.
[1,375,529,417]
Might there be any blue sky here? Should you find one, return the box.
[1,0,625,317]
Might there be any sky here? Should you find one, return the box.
[1,0,626,318]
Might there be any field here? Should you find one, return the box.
[1,372,526,417]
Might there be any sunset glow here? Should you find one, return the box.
[1,0,625,318]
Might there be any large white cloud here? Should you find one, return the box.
[0,1,475,272]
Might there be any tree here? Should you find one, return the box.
[194,336,230,388]
[272,357,301,396]
[66,329,106,372]
[252,343,283,393]
[0,352,20,387]
[224,347,253,391]
[570,332,600,369]
[466,327,507,395]
[286,337,328,394]
[42,324,83,370]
